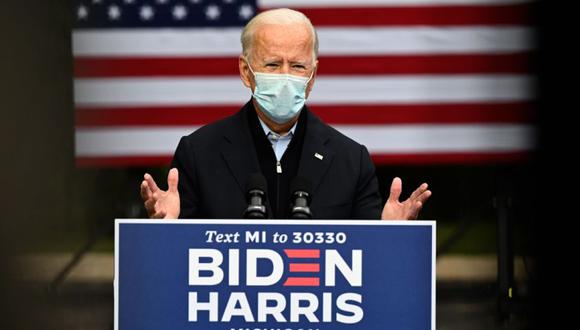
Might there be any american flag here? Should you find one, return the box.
[73,0,536,167]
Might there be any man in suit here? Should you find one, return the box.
[140,8,431,220]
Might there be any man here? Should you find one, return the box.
[140,8,431,220]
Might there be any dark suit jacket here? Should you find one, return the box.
[171,102,382,219]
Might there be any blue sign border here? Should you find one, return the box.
[115,219,436,330]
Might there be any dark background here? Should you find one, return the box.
[1,0,569,329]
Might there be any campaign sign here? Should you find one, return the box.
[115,220,435,330]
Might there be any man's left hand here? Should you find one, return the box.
[381,177,432,220]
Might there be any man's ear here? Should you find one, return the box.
[305,60,318,98]
[239,55,252,88]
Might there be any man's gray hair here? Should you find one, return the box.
[241,8,319,62]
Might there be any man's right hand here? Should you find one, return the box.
[140,168,180,219]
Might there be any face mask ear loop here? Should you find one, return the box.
[248,65,256,77]
[305,66,316,84]
[245,58,258,94]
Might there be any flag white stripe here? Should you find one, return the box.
[72,27,534,57]
[75,125,535,156]
[260,0,532,7]
[76,127,196,157]
[74,75,534,107]
[333,124,535,153]
[318,28,534,55]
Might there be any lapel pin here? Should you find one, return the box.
[315,153,323,160]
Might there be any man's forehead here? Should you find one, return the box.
[254,23,313,46]
[252,24,313,58]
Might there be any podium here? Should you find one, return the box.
[115,219,435,330]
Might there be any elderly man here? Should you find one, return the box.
[140,8,431,220]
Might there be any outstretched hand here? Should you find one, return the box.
[381,177,431,220]
[140,168,180,219]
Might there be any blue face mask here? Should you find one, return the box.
[248,63,314,124]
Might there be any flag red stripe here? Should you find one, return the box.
[283,277,320,286]
[289,263,321,273]
[76,106,237,127]
[313,103,535,124]
[76,156,173,167]
[284,249,320,258]
[74,53,531,77]
[75,152,533,167]
[283,5,531,26]
[75,102,535,127]
[75,57,238,77]
[371,152,533,164]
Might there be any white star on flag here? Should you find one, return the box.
[140,5,154,21]
[238,5,253,20]
[172,5,188,20]
[77,5,89,20]
[108,5,121,20]
[205,5,221,21]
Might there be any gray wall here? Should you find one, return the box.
[1,0,74,250]
[1,1,74,328]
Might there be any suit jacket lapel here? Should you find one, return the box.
[220,103,261,195]
[220,105,334,211]
[297,109,335,195]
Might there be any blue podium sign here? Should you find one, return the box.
[115,219,435,330]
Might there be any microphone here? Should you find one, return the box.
[243,173,268,219]
[289,177,312,219]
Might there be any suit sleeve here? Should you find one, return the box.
[171,137,200,219]
[351,145,382,219]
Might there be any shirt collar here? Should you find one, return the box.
[257,116,298,139]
